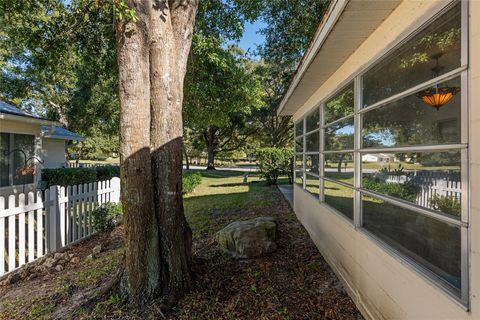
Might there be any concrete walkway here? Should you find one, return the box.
[278,184,293,208]
[183,165,258,172]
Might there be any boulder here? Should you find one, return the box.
[217,217,277,259]
[92,245,102,255]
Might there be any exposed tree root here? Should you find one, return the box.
[51,267,123,320]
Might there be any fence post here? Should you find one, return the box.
[46,185,62,253]
[111,177,121,204]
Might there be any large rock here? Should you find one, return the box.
[217,217,277,259]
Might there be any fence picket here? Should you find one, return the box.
[8,195,16,272]
[36,191,43,258]
[28,193,35,262]
[18,194,26,266]
[0,197,4,274]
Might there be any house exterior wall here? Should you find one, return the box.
[0,119,67,197]
[291,1,480,319]
[40,138,66,169]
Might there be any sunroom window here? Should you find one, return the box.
[294,1,467,303]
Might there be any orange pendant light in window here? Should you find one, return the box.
[420,86,460,111]
[418,52,460,111]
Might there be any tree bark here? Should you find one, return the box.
[149,0,197,304]
[206,145,215,170]
[116,0,161,305]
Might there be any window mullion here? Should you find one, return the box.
[354,76,362,228]
[319,103,325,202]
[8,134,14,187]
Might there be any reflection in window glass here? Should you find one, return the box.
[305,154,319,175]
[362,3,461,107]
[324,180,354,220]
[295,171,303,186]
[362,151,461,217]
[306,174,319,197]
[325,83,354,124]
[324,153,354,185]
[295,120,304,137]
[295,154,303,171]
[362,194,461,293]
[306,131,319,152]
[363,77,461,148]
[306,108,320,132]
[325,117,354,151]
[295,138,303,153]
[0,133,9,187]
[13,134,35,185]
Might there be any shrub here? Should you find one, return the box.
[430,195,461,216]
[92,203,122,232]
[41,168,97,188]
[94,165,120,181]
[41,166,120,187]
[255,147,294,185]
[183,171,202,194]
[363,176,419,202]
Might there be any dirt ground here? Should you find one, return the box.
[0,174,362,320]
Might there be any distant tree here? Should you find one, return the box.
[0,0,119,151]
[183,38,263,170]
[253,0,330,148]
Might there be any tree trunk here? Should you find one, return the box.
[149,0,197,304]
[116,0,160,305]
[337,154,345,173]
[206,146,215,170]
[115,0,198,306]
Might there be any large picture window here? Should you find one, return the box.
[293,1,467,304]
[0,133,35,187]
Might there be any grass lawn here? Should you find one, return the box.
[0,170,361,320]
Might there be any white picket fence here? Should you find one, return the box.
[0,177,120,277]
[66,162,119,168]
[385,171,461,209]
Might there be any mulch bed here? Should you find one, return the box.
[0,186,362,320]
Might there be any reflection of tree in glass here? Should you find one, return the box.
[325,85,354,124]
[400,27,461,69]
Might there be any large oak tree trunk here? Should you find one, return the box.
[149,0,197,303]
[115,0,198,306]
[116,0,161,305]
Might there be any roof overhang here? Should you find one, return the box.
[0,112,60,126]
[41,125,84,141]
[278,0,402,116]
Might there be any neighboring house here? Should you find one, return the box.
[0,101,83,196]
[279,1,479,319]
[361,153,394,163]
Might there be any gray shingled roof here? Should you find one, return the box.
[1,101,83,141]
[0,101,42,118]
[41,125,83,141]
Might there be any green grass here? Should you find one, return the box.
[184,170,286,236]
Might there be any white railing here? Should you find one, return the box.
[0,177,120,277]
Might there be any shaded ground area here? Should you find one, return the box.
[0,170,361,320]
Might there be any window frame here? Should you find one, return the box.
[293,0,469,306]
[0,132,38,188]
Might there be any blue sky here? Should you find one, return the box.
[235,21,267,57]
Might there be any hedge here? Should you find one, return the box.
[362,176,419,203]
[42,166,202,194]
[41,166,119,188]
